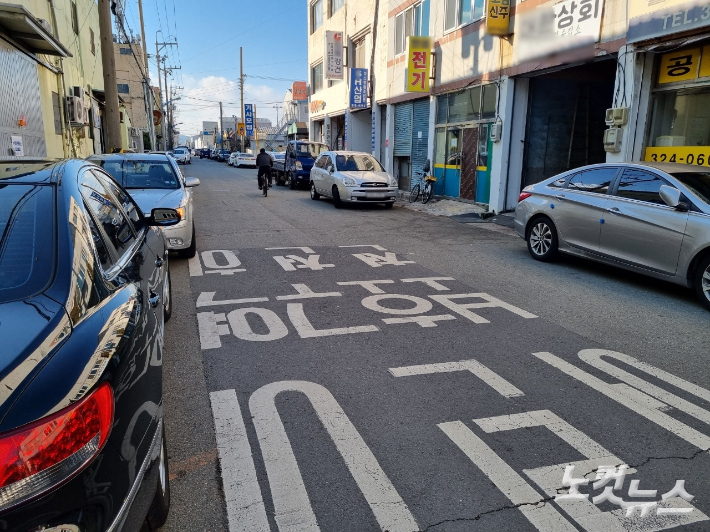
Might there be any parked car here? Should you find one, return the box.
[217,149,232,162]
[88,153,200,258]
[234,152,257,168]
[173,147,191,165]
[281,140,328,189]
[228,152,239,166]
[200,148,210,159]
[0,158,178,531]
[210,148,219,160]
[515,162,710,310]
[309,151,398,208]
[271,152,286,184]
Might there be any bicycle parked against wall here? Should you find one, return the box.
[409,160,437,204]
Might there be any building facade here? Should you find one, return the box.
[114,39,151,152]
[307,0,710,212]
[283,81,310,125]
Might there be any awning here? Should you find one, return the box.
[0,3,71,57]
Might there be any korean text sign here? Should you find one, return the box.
[485,0,511,35]
[658,46,710,84]
[325,31,344,80]
[350,68,368,109]
[244,104,254,136]
[406,36,432,93]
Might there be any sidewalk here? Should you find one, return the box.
[397,194,517,230]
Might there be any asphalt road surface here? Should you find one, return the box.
[161,158,710,532]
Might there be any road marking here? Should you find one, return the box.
[249,381,419,532]
[362,294,434,315]
[196,292,269,308]
[337,280,395,293]
[389,359,525,398]
[533,351,710,452]
[188,255,203,276]
[266,246,316,253]
[209,389,270,532]
[197,312,230,349]
[383,315,456,328]
[401,277,456,291]
[430,293,538,323]
[352,252,416,268]
[286,303,379,338]
[273,254,335,271]
[228,308,289,342]
[202,250,244,271]
[276,283,342,300]
[338,244,388,251]
[438,421,578,532]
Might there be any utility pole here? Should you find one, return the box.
[219,101,224,150]
[163,59,169,150]
[239,47,244,153]
[273,104,280,127]
[155,36,177,150]
[254,104,258,153]
[98,0,121,152]
[136,0,155,151]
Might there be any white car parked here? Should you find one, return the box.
[173,147,191,165]
[309,151,398,208]
[233,152,256,168]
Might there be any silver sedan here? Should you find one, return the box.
[515,162,710,310]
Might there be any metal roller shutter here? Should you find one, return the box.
[393,102,412,157]
[410,99,429,177]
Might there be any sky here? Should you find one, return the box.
[119,0,308,135]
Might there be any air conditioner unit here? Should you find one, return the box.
[66,96,86,125]
[72,86,85,100]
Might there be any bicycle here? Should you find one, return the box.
[258,167,272,197]
[409,160,436,204]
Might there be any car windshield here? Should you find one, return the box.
[335,154,384,172]
[96,159,181,190]
[174,148,186,154]
[0,184,54,303]
[670,172,710,205]
[220,150,230,155]
[295,143,327,158]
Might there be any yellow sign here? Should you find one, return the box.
[700,45,710,79]
[658,48,700,84]
[237,122,246,136]
[485,0,511,35]
[644,146,710,167]
[406,36,432,93]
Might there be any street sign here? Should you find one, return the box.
[244,104,254,136]
[485,0,511,35]
[325,31,344,80]
[349,68,368,109]
[237,122,246,136]
[406,37,432,92]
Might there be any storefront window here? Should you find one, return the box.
[435,127,446,167]
[448,86,480,123]
[648,90,710,148]
[446,129,462,167]
[481,84,497,119]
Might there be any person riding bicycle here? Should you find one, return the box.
[256,148,273,190]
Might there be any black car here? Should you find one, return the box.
[0,159,179,531]
[217,149,231,162]
[199,148,210,159]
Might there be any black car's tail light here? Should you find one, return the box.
[0,382,114,511]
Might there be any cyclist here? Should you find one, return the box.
[256,148,273,190]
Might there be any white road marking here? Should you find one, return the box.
[249,381,420,532]
[389,359,524,398]
[338,244,388,251]
[273,255,335,271]
[383,315,456,328]
[188,254,203,276]
[438,421,578,532]
[337,280,395,293]
[266,246,316,253]
[209,389,270,532]
[276,283,342,300]
[361,294,434,315]
[533,351,710,452]
[202,250,244,270]
[430,293,538,323]
[286,303,379,338]
[578,349,710,425]
[352,252,416,268]
[401,277,456,291]
[196,292,269,308]
[197,312,231,349]
[228,308,289,342]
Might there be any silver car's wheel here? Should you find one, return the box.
[693,256,710,311]
[527,217,558,262]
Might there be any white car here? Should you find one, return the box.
[173,147,191,165]
[309,151,398,208]
[227,152,239,166]
[234,152,256,168]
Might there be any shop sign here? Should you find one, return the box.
[628,0,710,44]
[644,146,710,167]
[237,123,246,136]
[344,112,348,150]
[292,81,308,101]
[658,45,710,84]
[310,100,326,114]
[325,31,344,80]
[11,135,23,157]
[244,104,254,136]
[406,36,432,93]
[350,68,368,109]
[485,0,511,35]
[371,108,376,152]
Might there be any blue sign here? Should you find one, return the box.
[244,104,254,136]
[349,68,368,110]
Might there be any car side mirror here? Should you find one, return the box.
[185,177,200,187]
[147,208,181,227]
[328,165,334,174]
[659,185,688,211]
[422,159,431,173]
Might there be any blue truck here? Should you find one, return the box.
[273,140,329,189]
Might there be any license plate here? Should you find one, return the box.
[368,192,386,199]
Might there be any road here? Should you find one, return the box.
[161,158,710,532]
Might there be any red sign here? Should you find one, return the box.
[292,81,308,101]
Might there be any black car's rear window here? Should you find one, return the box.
[0,185,54,303]
[94,159,180,190]
[670,172,710,206]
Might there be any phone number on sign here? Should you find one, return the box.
[644,147,710,167]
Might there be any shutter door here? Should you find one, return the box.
[393,102,412,157]
[410,99,430,176]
